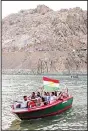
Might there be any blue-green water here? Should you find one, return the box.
[2,74,87,130]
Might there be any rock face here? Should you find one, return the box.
[2,5,87,74]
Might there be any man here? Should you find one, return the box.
[20,96,28,108]
[31,92,36,99]
[36,92,41,98]
[46,92,50,103]
[36,92,42,106]
[50,92,57,104]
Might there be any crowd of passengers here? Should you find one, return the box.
[14,91,69,109]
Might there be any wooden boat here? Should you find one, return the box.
[11,77,73,120]
[12,95,73,120]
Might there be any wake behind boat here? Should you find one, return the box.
[11,77,73,120]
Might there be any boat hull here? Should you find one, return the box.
[12,96,73,120]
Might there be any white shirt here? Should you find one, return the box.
[46,96,50,102]
[21,101,28,108]
[50,96,57,104]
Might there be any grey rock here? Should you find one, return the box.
[2,5,87,74]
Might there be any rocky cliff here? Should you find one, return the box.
[2,5,87,74]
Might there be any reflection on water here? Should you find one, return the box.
[8,107,87,130]
[2,74,87,130]
[8,108,73,130]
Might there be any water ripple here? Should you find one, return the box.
[2,74,87,130]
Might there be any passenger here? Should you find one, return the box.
[55,91,57,96]
[37,92,41,98]
[46,92,50,103]
[24,96,28,101]
[40,97,44,106]
[36,92,42,106]
[31,92,36,99]
[28,100,36,108]
[20,96,28,108]
[50,92,57,104]
[43,92,47,102]
[41,92,48,105]
[41,96,47,105]
[44,92,47,95]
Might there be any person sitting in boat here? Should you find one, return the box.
[42,92,47,100]
[31,92,36,99]
[40,97,45,106]
[50,92,57,104]
[36,92,42,106]
[20,96,29,108]
[13,96,29,109]
[42,92,48,105]
[41,96,47,105]
[55,91,57,96]
[28,99,36,108]
[37,92,41,98]
[46,92,51,103]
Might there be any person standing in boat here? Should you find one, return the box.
[42,92,48,105]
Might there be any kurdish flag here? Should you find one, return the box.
[43,77,59,92]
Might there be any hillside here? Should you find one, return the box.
[2,5,87,74]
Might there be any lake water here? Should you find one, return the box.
[2,74,87,130]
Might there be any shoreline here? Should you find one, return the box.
[2,69,87,75]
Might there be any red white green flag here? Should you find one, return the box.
[43,77,59,92]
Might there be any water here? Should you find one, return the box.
[2,74,87,130]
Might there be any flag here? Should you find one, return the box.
[43,77,59,92]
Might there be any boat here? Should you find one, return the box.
[71,74,78,78]
[11,77,73,120]
[12,96,73,120]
